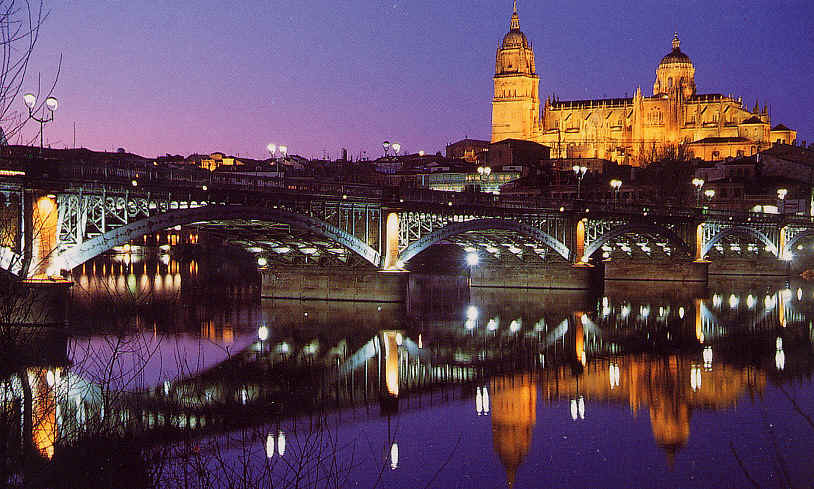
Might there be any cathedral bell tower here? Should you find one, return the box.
[491,1,540,143]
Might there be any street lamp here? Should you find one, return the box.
[23,92,58,149]
[692,178,705,207]
[704,188,715,207]
[573,165,587,199]
[391,142,401,156]
[267,143,277,157]
[279,145,288,158]
[777,188,788,215]
[382,141,391,157]
[610,179,622,206]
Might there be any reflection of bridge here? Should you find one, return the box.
[3,158,814,282]
[7,279,812,465]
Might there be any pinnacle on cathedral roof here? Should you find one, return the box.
[672,32,680,50]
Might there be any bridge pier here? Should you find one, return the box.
[470,262,595,289]
[260,267,408,302]
[0,276,72,326]
[603,259,708,284]
[708,258,790,278]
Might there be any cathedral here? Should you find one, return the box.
[491,2,797,165]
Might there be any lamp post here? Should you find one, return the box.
[692,178,705,207]
[279,145,288,158]
[267,143,277,159]
[573,165,587,199]
[391,142,401,156]
[23,93,58,149]
[610,179,622,207]
[382,141,391,157]
[777,188,788,215]
[704,189,715,208]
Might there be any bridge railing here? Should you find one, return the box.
[11,158,814,223]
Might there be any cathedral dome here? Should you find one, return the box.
[653,33,696,97]
[502,29,529,49]
[659,33,693,66]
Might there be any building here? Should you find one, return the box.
[490,3,797,165]
[446,139,489,163]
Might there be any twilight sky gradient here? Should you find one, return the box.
[20,0,814,159]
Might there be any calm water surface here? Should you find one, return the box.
[5,256,814,488]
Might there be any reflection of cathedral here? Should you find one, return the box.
[490,374,536,487]
[491,2,797,164]
[486,357,765,484]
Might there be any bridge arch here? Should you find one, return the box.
[701,226,777,258]
[398,218,571,264]
[56,205,381,272]
[783,230,814,257]
[583,223,693,260]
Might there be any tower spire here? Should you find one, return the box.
[672,32,680,50]
[510,1,520,30]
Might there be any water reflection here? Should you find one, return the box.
[3,260,814,487]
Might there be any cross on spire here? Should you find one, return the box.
[510,0,520,30]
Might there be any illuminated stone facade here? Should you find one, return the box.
[491,5,797,165]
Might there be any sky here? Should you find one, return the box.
[17,0,814,160]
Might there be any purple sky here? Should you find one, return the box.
[20,0,814,160]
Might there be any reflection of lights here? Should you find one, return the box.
[258,326,269,341]
[163,381,170,396]
[418,334,423,349]
[691,366,702,391]
[277,431,286,456]
[476,386,490,415]
[775,336,785,371]
[390,442,399,470]
[580,314,589,326]
[640,305,650,318]
[609,363,620,389]
[487,318,498,331]
[395,333,403,346]
[602,297,609,308]
[747,295,756,309]
[466,306,479,321]
[621,305,631,319]
[266,433,275,458]
[509,319,521,333]
[729,294,739,309]
[280,343,289,354]
[678,307,685,319]
[703,346,713,370]
[570,399,578,420]
[465,319,476,330]
[797,288,803,301]
[781,289,792,302]
[46,370,55,387]
[776,350,786,371]
[764,295,775,309]
[713,294,722,308]
[658,306,665,317]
